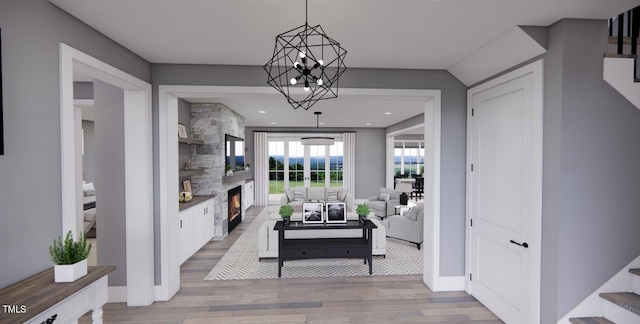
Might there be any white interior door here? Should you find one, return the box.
[468,64,542,323]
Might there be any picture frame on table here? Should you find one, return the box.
[182,180,192,193]
[177,123,188,139]
[325,202,347,223]
[302,202,324,224]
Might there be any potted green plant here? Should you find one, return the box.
[356,203,370,223]
[225,165,233,176]
[279,204,294,224]
[49,230,92,282]
[245,163,250,171]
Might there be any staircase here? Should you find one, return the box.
[558,257,640,324]
[567,267,640,324]
[559,256,640,324]
[569,269,640,323]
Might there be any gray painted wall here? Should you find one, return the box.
[82,120,96,183]
[74,82,94,100]
[0,0,150,289]
[540,19,640,322]
[244,127,386,199]
[94,80,127,286]
[152,66,467,277]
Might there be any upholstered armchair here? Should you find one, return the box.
[385,203,424,249]
[367,187,401,217]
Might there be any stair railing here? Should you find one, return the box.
[609,5,640,79]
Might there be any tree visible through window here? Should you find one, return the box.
[268,141,285,194]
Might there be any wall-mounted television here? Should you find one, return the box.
[225,134,245,172]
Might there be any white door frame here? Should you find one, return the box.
[465,59,543,323]
[158,86,443,298]
[59,43,154,306]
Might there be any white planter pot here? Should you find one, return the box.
[54,259,88,283]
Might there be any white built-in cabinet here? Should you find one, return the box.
[179,198,214,264]
[244,180,254,212]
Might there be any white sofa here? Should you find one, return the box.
[280,187,353,213]
[258,210,386,259]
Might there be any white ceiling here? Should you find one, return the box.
[186,91,427,131]
[51,0,639,129]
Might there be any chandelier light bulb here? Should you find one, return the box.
[290,78,297,85]
[304,86,310,92]
[294,62,300,69]
[299,51,306,58]
[317,78,323,86]
[318,59,324,66]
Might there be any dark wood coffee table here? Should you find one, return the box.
[273,220,377,277]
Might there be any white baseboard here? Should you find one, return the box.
[154,285,168,301]
[433,275,465,291]
[108,286,127,303]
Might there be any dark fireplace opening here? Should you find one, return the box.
[228,186,242,233]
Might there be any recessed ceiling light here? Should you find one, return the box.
[384,112,392,115]
[365,122,372,126]
[270,122,276,125]
[319,122,324,125]
[258,110,266,114]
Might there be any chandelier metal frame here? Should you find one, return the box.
[264,0,347,110]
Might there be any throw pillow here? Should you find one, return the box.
[379,193,390,201]
[338,188,348,201]
[407,208,418,221]
[293,190,305,201]
[83,182,96,197]
[327,191,339,201]
[285,188,295,202]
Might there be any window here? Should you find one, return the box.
[288,141,304,188]
[309,145,326,187]
[268,141,285,195]
[329,141,343,187]
[394,142,424,177]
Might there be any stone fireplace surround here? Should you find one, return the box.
[188,103,249,240]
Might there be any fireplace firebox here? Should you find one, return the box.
[228,186,242,233]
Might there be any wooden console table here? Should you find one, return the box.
[274,220,376,277]
[0,266,115,324]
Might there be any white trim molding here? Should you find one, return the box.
[382,92,446,292]
[158,85,442,298]
[59,43,154,306]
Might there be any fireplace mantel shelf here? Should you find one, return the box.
[222,170,252,185]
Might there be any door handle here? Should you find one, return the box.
[509,240,528,248]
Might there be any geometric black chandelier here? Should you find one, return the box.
[263,0,347,110]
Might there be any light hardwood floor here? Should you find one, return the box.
[83,206,502,323]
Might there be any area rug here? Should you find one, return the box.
[204,207,423,280]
